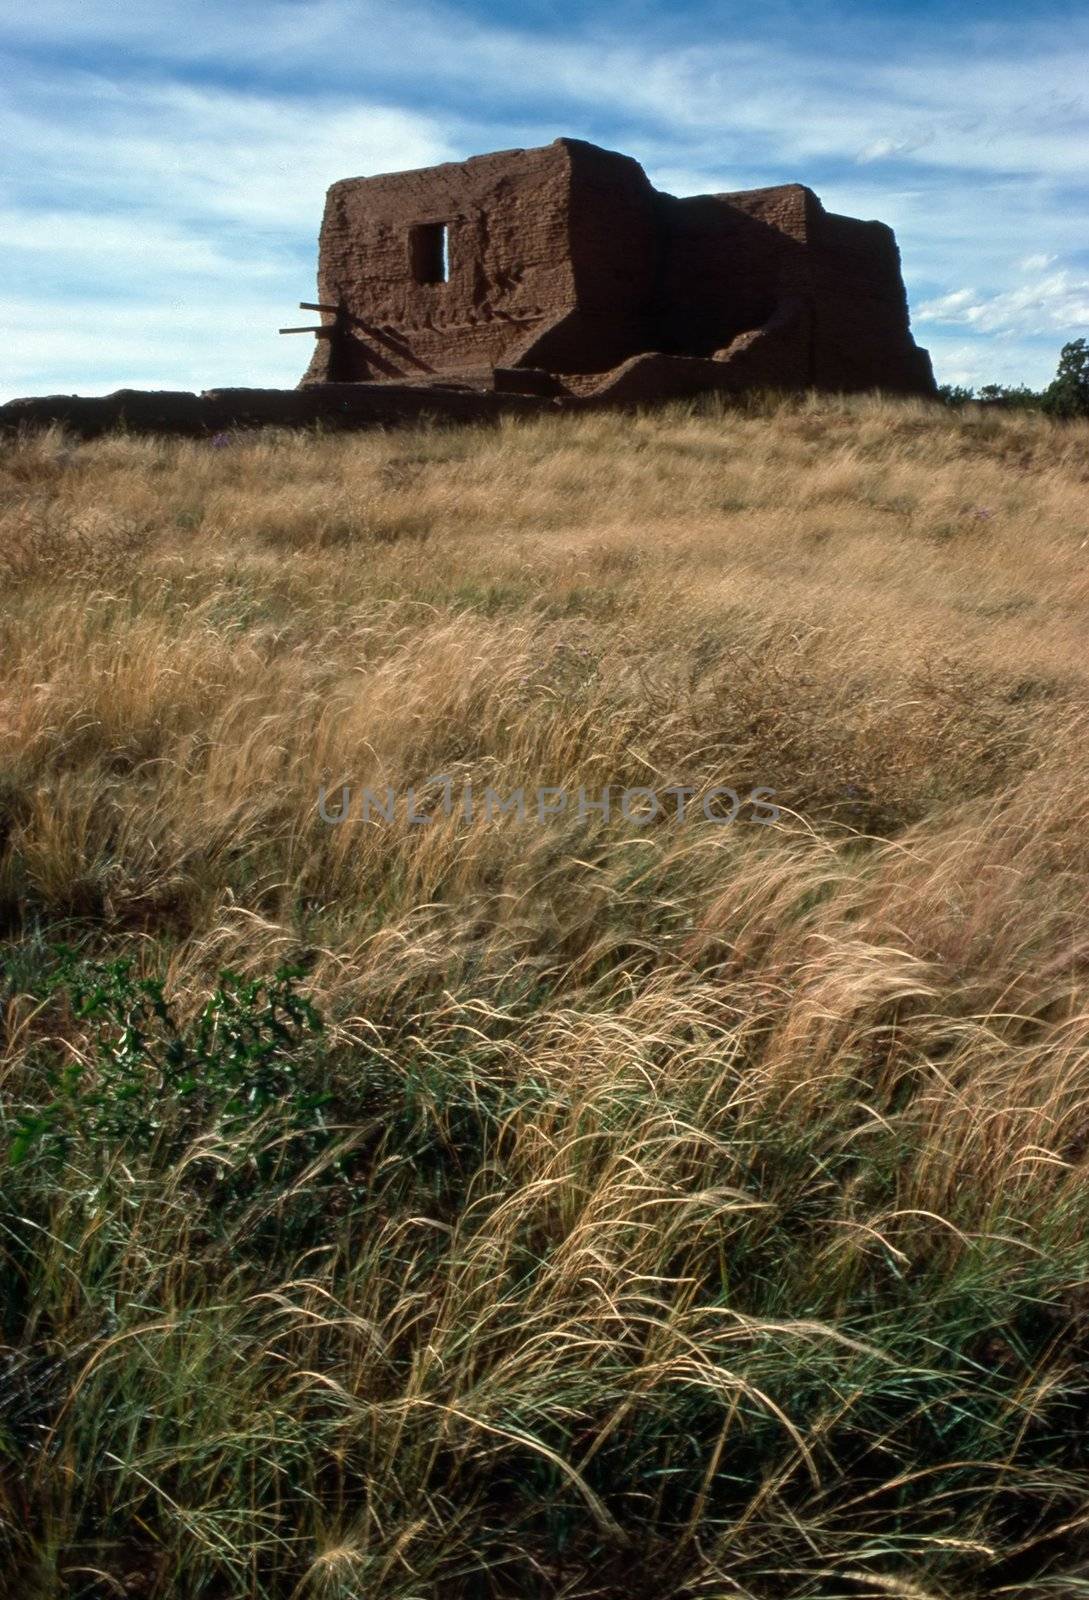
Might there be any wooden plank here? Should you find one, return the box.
[278,325,335,335]
[300,302,338,312]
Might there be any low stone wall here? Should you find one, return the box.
[1,358,937,442]
[0,384,559,441]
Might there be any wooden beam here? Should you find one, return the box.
[278,325,335,335]
[300,301,338,312]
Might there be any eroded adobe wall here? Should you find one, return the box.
[654,181,932,394]
[298,135,933,397]
[655,185,811,360]
[508,141,660,374]
[807,208,935,392]
[303,142,580,385]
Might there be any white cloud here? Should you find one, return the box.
[916,288,979,318]
[918,334,1050,390]
[1,293,310,397]
[856,132,935,164]
[0,79,456,230]
[0,209,284,278]
[917,270,1089,336]
[0,74,460,399]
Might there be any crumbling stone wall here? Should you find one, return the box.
[300,137,934,398]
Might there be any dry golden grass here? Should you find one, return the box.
[3,392,1089,1599]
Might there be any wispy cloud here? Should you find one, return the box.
[856,134,936,164]
[0,70,457,394]
[918,268,1089,336]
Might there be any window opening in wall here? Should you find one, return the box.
[411,222,450,284]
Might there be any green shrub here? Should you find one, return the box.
[10,950,329,1169]
[1042,336,1089,419]
[937,381,1043,408]
[976,381,1043,409]
[937,382,977,405]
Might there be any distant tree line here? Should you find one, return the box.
[937,337,1089,417]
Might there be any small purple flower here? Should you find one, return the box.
[210,431,232,449]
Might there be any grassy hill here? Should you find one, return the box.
[3,393,1089,1598]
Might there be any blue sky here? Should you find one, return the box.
[2,0,1087,400]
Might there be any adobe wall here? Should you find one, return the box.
[304,139,673,385]
[654,185,810,360]
[807,208,935,393]
[303,141,570,383]
[506,140,660,374]
[300,138,934,398]
[304,141,605,385]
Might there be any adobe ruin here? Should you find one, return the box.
[0,137,937,440]
[295,136,935,402]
